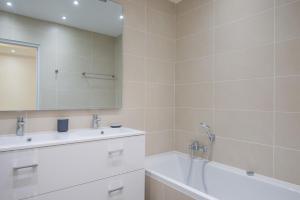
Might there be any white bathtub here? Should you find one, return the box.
[146,151,300,200]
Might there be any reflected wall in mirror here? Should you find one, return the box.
[0,0,123,111]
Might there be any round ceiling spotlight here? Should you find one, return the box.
[61,16,67,20]
[119,15,124,20]
[6,1,13,7]
[73,1,79,6]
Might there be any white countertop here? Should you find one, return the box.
[0,127,145,152]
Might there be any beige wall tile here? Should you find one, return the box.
[215,44,274,81]
[147,34,176,61]
[148,8,176,38]
[277,0,298,6]
[278,1,300,41]
[213,138,273,176]
[177,30,212,61]
[214,0,274,26]
[0,112,26,135]
[174,130,190,153]
[26,117,57,133]
[175,108,213,132]
[123,27,146,56]
[176,0,211,15]
[176,83,213,108]
[215,111,273,145]
[121,109,145,130]
[275,147,300,185]
[276,38,300,76]
[146,59,174,84]
[123,0,146,31]
[123,54,146,82]
[276,112,300,150]
[148,0,176,15]
[215,79,273,111]
[0,118,20,135]
[146,108,173,132]
[177,2,212,38]
[215,10,274,53]
[176,56,213,83]
[146,131,173,155]
[123,82,146,108]
[147,84,174,107]
[276,77,300,112]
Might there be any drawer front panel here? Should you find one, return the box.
[0,149,39,200]
[37,135,145,194]
[30,170,145,200]
[0,135,145,200]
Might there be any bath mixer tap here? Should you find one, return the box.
[16,116,25,136]
[190,140,208,153]
[92,114,101,129]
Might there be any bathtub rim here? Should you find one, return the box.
[146,151,300,199]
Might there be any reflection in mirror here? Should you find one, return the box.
[0,0,123,111]
[0,42,37,110]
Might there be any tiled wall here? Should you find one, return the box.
[175,0,300,185]
[0,0,176,156]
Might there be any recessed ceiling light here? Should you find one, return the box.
[119,15,124,20]
[73,1,79,6]
[11,49,16,53]
[6,2,13,7]
[61,16,67,20]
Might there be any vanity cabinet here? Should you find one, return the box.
[0,135,145,200]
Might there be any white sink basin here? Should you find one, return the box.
[0,127,144,152]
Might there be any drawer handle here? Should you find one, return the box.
[108,149,124,155]
[108,186,124,194]
[13,164,38,171]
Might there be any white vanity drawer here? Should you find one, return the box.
[0,135,145,200]
[37,135,145,194]
[30,170,145,200]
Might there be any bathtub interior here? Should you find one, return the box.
[146,151,300,200]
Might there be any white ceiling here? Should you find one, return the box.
[0,0,123,37]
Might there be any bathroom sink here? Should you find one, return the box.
[0,127,144,152]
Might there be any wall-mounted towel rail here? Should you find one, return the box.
[82,72,115,80]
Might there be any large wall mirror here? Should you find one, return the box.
[0,0,123,111]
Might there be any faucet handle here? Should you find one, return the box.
[17,116,24,122]
[93,114,101,121]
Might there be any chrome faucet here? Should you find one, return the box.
[189,140,208,158]
[200,122,215,143]
[92,114,101,129]
[190,140,208,153]
[16,116,25,136]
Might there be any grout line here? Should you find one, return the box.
[176,1,212,17]
[176,6,275,41]
[212,0,216,138]
[272,0,278,177]
[213,6,275,29]
[276,146,300,152]
[175,128,277,149]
